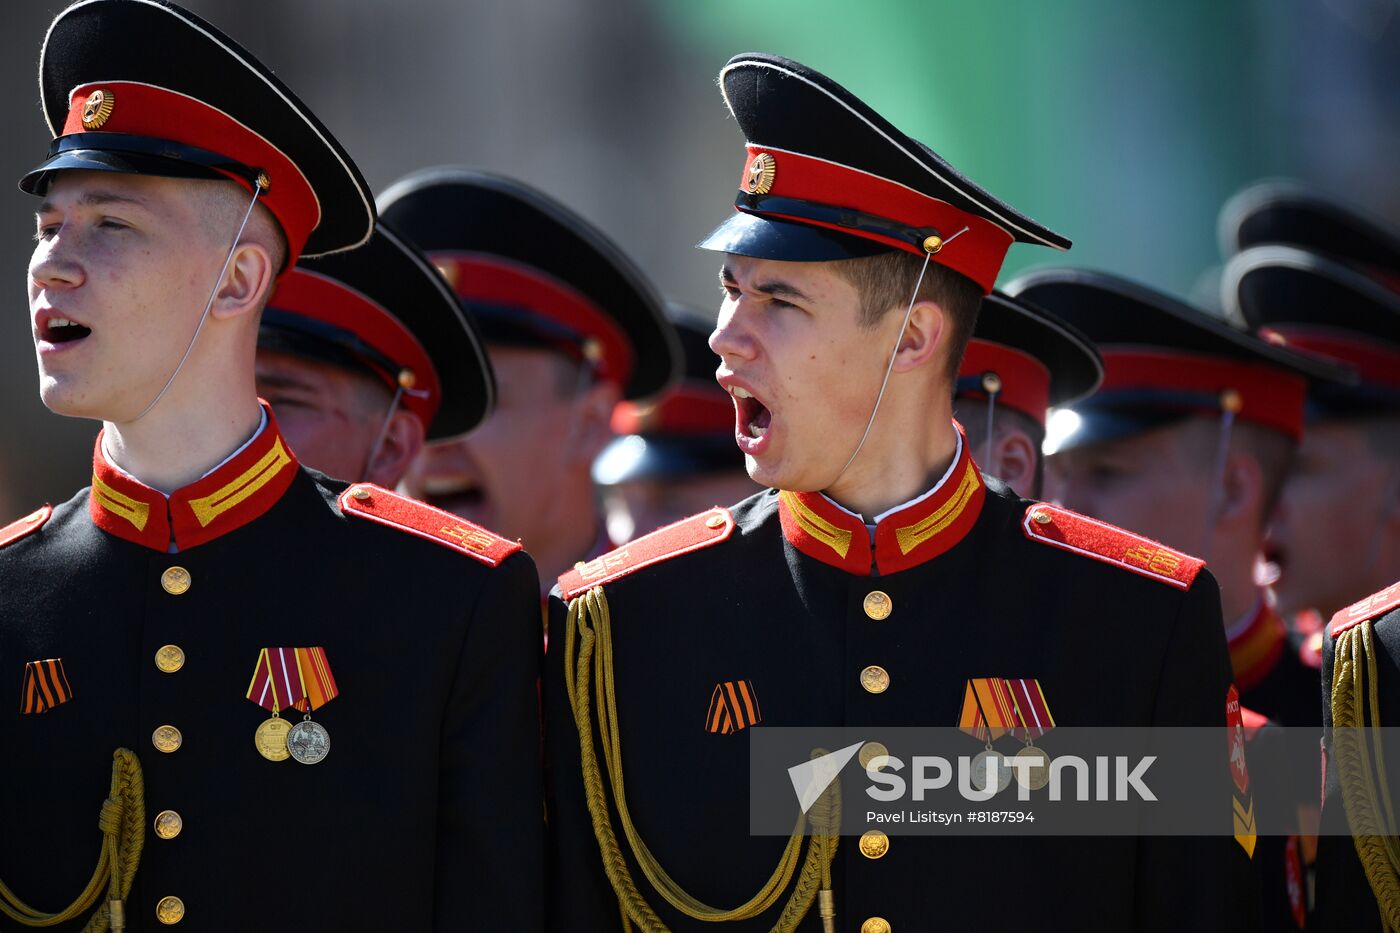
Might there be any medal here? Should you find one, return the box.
[1013,744,1051,790]
[255,714,291,761]
[970,747,1011,794]
[1006,678,1056,791]
[247,646,339,763]
[287,716,331,765]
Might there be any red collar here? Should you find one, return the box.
[89,403,300,552]
[777,426,986,575]
[1228,593,1287,692]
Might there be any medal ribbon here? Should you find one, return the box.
[19,658,73,714]
[1008,678,1055,743]
[958,678,1019,742]
[246,647,307,714]
[291,647,339,713]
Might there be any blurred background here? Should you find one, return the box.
[2,0,1397,514]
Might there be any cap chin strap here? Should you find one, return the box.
[130,184,263,423]
[830,227,968,489]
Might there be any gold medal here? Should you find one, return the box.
[254,714,291,762]
[1014,744,1052,791]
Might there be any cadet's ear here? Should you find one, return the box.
[891,299,946,374]
[1217,450,1265,528]
[990,430,1040,499]
[364,409,425,488]
[211,241,276,322]
[570,378,623,466]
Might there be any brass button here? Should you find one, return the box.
[153,810,183,840]
[859,829,890,859]
[1031,509,1052,525]
[861,918,891,933]
[860,665,890,694]
[154,645,185,674]
[859,741,891,771]
[705,511,725,530]
[351,487,371,501]
[155,895,185,924]
[863,590,892,620]
[152,725,182,754]
[160,567,191,595]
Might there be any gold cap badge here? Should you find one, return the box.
[745,152,776,195]
[81,88,116,130]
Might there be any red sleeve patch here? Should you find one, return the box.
[0,506,52,550]
[338,484,521,567]
[1021,504,1204,590]
[558,507,735,599]
[1329,579,1400,637]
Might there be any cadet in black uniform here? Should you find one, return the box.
[1010,269,1345,728]
[0,2,542,929]
[593,303,757,542]
[1316,581,1400,931]
[544,53,1253,932]
[379,169,681,590]
[953,291,1101,498]
[1220,189,1400,658]
[255,221,493,486]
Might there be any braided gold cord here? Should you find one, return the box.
[1331,622,1400,931]
[566,587,840,932]
[0,748,145,932]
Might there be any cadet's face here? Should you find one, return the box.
[256,350,385,483]
[1266,421,1397,617]
[29,171,228,421]
[1046,424,1213,554]
[401,345,580,542]
[711,255,886,492]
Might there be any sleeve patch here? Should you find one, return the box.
[1329,580,1400,637]
[338,484,520,567]
[1021,503,1204,590]
[0,506,52,550]
[558,507,735,599]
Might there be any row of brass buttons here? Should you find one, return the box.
[155,567,188,923]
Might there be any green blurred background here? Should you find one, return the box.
[1,0,1396,514]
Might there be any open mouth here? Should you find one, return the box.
[730,385,771,440]
[38,315,92,344]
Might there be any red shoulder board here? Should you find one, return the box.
[1021,504,1204,590]
[338,484,520,567]
[0,506,52,550]
[1330,580,1400,637]
[558,507,735,599]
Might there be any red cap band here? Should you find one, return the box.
[1260,326,1400,391]
[958,339,1052,426]
[432,253,632,387]
[735,146,1013,293]
[267,269,439,427]
[64,82,319,266]
[1099,350,1307,440]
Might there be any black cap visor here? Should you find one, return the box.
[698,210,894,263]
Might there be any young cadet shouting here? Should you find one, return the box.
[0,1,542,929]
[544,53,1254,932]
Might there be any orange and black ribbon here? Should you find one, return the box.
[20,658,73,714]
[706,679,762,734]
